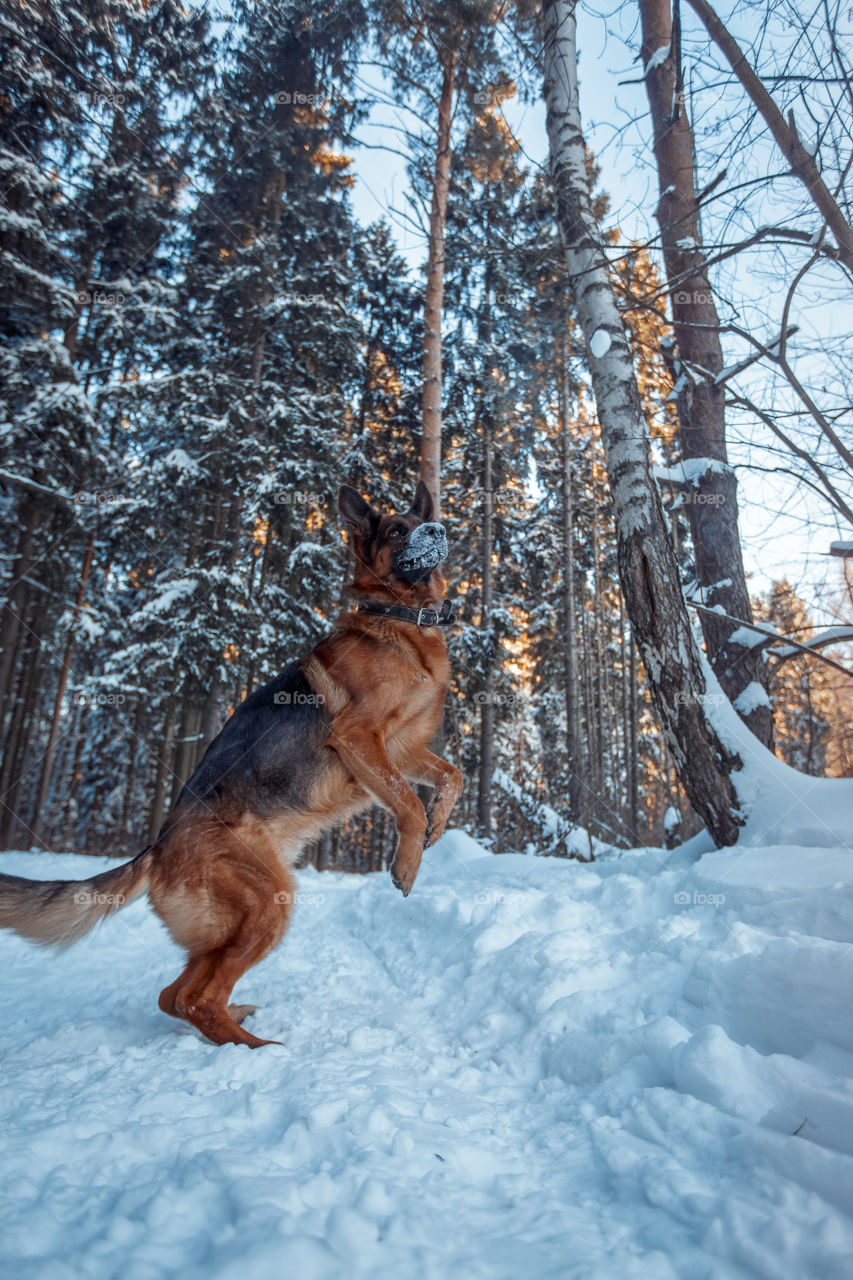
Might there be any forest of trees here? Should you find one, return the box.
[1,0,851,868]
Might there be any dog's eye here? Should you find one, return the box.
[390,523,407,538]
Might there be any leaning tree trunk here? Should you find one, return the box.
[638,0,772,747]
[420,48,456,517]
[542,0,743,846]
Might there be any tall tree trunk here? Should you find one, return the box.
[0,499,40,723]
[59,703,86,849]
[580,597,596,803]
[198,680,227,757]
[248,171,287,398]
[626,620,640,838]
[590,470,606,798]
[685,0,853,276]
[31,531,96,846]
[147,696,178,843]
[559,338,581,820]
[638,0,773,747]
[169,698,202,810]
[116,703,146,854]
[477,416,495,837]
[542,0,743,846]
[617,606,637,839]
[0,631,42,847]
[420,50,456,517]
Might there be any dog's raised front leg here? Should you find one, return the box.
[329,724,428,896]
[403,750,464,847]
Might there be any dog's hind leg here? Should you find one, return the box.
[151,820,298,1046]
[174,919,287,1048]
[158,954,211,1020]
[160,937,278,1047]
[169,866,295,1048]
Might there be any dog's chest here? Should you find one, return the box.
[305,625,449,727]
[382,650,446,739]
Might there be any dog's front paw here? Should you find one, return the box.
[424,802,450,849]
[423,816,444,849]
[390,857,420,897]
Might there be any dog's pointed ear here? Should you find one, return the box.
[409,479,435,524]
[338,485,379,538]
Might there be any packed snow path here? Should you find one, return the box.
[2,832,853,1279]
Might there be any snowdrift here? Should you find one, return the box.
[692,657,853,854]
[2,826,853,1278]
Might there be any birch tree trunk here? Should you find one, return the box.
[420,49,456,517]
[638,0,773,748]
[542,0,742,845]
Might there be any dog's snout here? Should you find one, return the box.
[394,520,449,575]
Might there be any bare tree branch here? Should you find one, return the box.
[685,0,853,274]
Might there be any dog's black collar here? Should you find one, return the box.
[354,598,457,628]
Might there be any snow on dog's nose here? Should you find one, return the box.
[395,522,448,572]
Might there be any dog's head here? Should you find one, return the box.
[338,481,449,599]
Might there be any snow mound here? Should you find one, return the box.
[422,826,491,868]
[2,831,853,1278]
[702,656,853,849]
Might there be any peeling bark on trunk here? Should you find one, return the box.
[638,0,773,748]
[542,0,743,846]
[420,49,456,518]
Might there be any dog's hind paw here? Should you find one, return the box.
[390,860,418,897]
[227,1004,257,1025]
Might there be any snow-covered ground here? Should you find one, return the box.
[2,829,853,1279]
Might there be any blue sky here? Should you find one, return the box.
[346,5,853,622]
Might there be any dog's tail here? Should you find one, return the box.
[0,846,155,948]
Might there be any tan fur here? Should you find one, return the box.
[0,851,153,949]
[0,484,463,1048]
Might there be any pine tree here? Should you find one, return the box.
[94,0,370,844]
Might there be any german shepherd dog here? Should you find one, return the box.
[0,482,463,1047]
